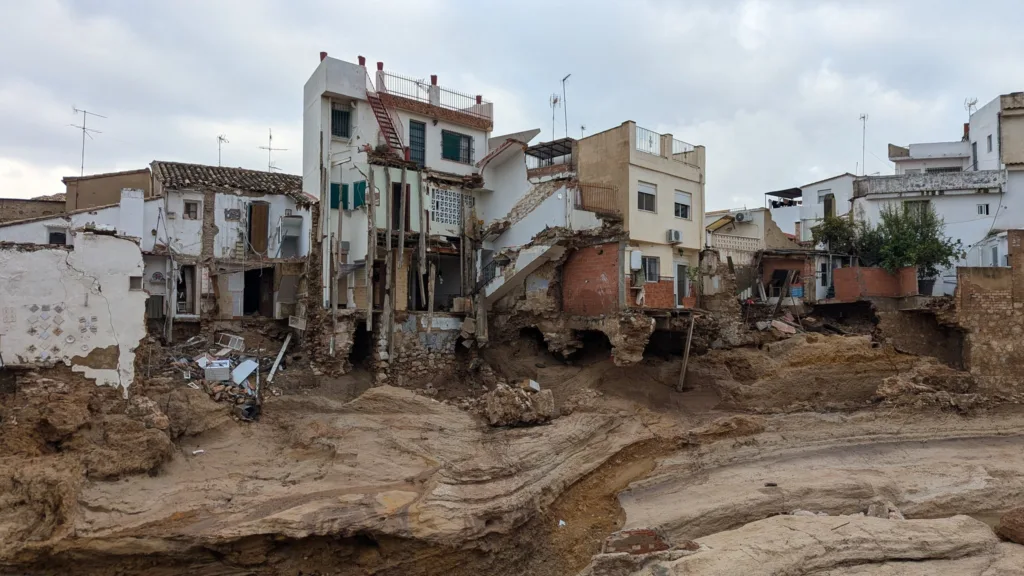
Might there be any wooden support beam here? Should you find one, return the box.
[365,166,376,327]
[427,261,436,334]
[677,313,696,392]
[771,269,796,319]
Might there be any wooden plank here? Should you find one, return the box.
[771,269,796,318]
[366,167,376,327]
[266,333,292,383]
[677,314,696,392]
[427,261,436,334]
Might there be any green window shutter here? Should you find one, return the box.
[329,183,340,209]
[442,131,461,161]
[353,181,367,208]
[341,184,349,210]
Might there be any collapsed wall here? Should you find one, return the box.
[0,234,148,394]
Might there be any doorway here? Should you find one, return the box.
[391,182,410,230]
[675,263,690,307]
[176,265,197,315]
[243,267,275,316]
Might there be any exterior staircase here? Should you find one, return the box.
[366,89,405,158]
[481,244,566,306]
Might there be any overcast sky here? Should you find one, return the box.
[1,0,1021,209]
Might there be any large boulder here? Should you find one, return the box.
[997,507,1024,544]
[483,383,556,426]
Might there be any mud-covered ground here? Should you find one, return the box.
[3,326,1024,575]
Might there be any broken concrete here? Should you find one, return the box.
[483,383,556,426]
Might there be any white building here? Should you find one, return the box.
[853,92,1024,295]
[303,53,493,317]
[765,173,855,242]
[0,162,316,339]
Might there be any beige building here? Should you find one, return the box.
[577,121,705,308]
[62,168,152,211]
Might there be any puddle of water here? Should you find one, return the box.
[968,513,1003,529]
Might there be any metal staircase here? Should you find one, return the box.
[365,71,405,157]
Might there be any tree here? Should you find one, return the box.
[810,203,963,278]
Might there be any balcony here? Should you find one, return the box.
[708,233,762,253]
[853,170,1005,198]
[376,69,493,130]
[634,125,699,167]
[525,138,575,180]
[574,183,620,216]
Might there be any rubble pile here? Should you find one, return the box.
[483,379,557,426]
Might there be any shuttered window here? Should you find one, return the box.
[442,130,472,163]
[331,103,351,138]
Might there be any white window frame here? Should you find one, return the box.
[816,189,831,204]
[674,190,692,220]
[637,181,657,213]
[641,256,659,283]
[978,203,990,216]
[988,134,993,153]
[46,227,67,246]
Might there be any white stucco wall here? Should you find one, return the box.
[799,174,854,241]
[209,193,311,259]
[162,191,205,256]
[970,96,1002,171]
[0,233,147,394]
[479,148,530,226]
[768,204,801,236]
[0,198,163,247]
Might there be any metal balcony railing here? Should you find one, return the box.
[379,71,493,120]
[672,138,695,155]
[635,125,661,156]
[477,259,500,290]
[574,183,620,215]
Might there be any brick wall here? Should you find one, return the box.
[832,266,917,302]
[630,277,675,309]
[562,243,620,315]
[0,199,64,223]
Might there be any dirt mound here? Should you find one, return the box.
[690,334,977,413]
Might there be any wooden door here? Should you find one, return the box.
[249,202,270,254]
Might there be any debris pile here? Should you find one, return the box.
[483,379,556,426]
[153,332,293,419]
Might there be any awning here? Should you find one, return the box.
[765,187,802,199]
[525,137,575,160]
[706,215,735,232]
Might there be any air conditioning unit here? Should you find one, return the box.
[666,229,683,244]
[735,211,752,222]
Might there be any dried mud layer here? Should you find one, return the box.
[3,333,1024,575]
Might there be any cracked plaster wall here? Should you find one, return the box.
[0,233,147,395]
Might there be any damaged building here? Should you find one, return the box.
[0,162,318,345]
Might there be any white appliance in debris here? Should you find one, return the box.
[630,249,643,271]
[666,229,683,243]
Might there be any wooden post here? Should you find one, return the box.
[418,172,427,309]
[366,166,376,327]
[427,261,436,334]
[771,269,796,319]
[677,313,696,392]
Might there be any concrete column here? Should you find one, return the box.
[660,133,673,159]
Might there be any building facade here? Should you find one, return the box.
[62,168,152,211]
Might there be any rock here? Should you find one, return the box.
[483,384,556,427]
[997,507,1024,544]
[602,528,671,554]
[867,500,905,520]
[125,396,170,431]
[689,415,766,440]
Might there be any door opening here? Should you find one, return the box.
[243,267,275,317]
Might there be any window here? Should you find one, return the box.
[331,102,351,138]
[441,130,473,163]
[988,134,993,153]
[972,141,978,170]
[904,199,930,217]
[816,189,832,204]
[641,256,659,283]
[637,181,656,212]
[674,191,691,219]
[978,203,990,216]
[409,120,426,168]
[129,276,143,291]
[183,200,200,220]
[925,166,962,173]
[904,168,923,174]
[47,230,66,245]
[991,246,999,267]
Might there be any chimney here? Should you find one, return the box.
[963,122,970,141]
[430,74,438,86]
[319,51,328,62]
[376,61,384,71]
[357,55,366,66]
[476,95,483,104]
[794,222,802,241]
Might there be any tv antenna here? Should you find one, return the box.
[859,113,868,176]
[217,134,230,166]
[581,124,586,138]
[561,73,571,138]
[965,97,978,119]
[549,94,561,141]
[258,128,287,171]
[70,106,106,177]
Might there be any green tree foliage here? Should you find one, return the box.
[810,203,964,278]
